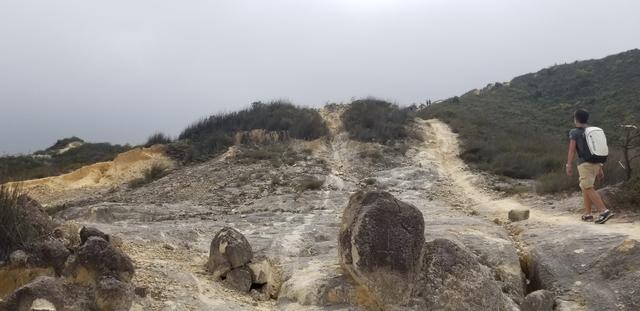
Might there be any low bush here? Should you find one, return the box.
[296,175,324,192]
[535,170,579,194]
[342,99,413,144]
[129,163,170,188]
[0,186,53,260]
[171,101,327,163]
[145,132,172,147]
[236,144,304,167]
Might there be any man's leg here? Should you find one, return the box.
[586,188,607,213]
[581,189,593,215]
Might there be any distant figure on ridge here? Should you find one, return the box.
[565,109,614,224]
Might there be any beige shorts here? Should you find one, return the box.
[577,162,601,190]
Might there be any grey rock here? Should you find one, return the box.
[9,250,28,266]
[522,226,638,310]
[207,227,253,279]
[508,208,530,222]
[29,298,57,311]
[412,238,512,311]
[225,267,252,293]
[521,289,554,311]
[76,236,135,282]
[248,257,283,298]
[0,276,64,311]
[27,240,70,274]
[79,226,110,245]
[339,191,425,307]
[95,276,135,311]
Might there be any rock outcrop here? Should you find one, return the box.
[1,223,136,311]
[208,227,283,298]
[0,276,64,311]
[339,191,425,308]
[412,238,515,310]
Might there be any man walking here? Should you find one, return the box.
[566,109,614,224]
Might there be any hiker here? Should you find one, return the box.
[565,109,613,224]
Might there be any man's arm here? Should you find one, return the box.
[566,139,576,176]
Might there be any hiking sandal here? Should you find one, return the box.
[581,214,594,222]
[595,210,614,224]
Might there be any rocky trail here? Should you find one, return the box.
[424,119,640,240]
[8,109,639,310]
[423,119,640,310]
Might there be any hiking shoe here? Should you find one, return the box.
[595,210,614,224]
[581,214,594,222]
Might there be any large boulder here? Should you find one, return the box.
[412,238,514,310]
[521,289,554,311]
[0,276,64,311]
[73,236,134,283]
[338,191,425,307]
[207,227,253,279]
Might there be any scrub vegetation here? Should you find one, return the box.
[419,49,640,194]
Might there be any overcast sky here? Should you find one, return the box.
[1,0,639,154]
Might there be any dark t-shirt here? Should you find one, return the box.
[569,127,587,164]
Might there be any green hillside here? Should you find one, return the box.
[0,140,130,184]
[419,49,640,192]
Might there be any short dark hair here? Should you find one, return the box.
[574,109,589,124]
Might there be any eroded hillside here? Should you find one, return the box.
[3,104,639,310]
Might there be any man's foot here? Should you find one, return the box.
[581,214,594,222]
[595,210,614,224]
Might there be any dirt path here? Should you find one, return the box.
[420,118,640,240]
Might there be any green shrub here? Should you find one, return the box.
[0,186,52,260]
[535,170,579,194]
[364,177,377,185]
[129,163,170,188]
[145,132,172,147]
[612,176,640,210]
[172,101,327,163]
[236,144,304,167]
[296,175,324,192]
[342,99,413,144]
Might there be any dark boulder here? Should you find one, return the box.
[338,191,425,307]
[207,227,253,279]
[225,267,252,293]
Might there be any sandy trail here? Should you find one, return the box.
[420,118,640,240]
